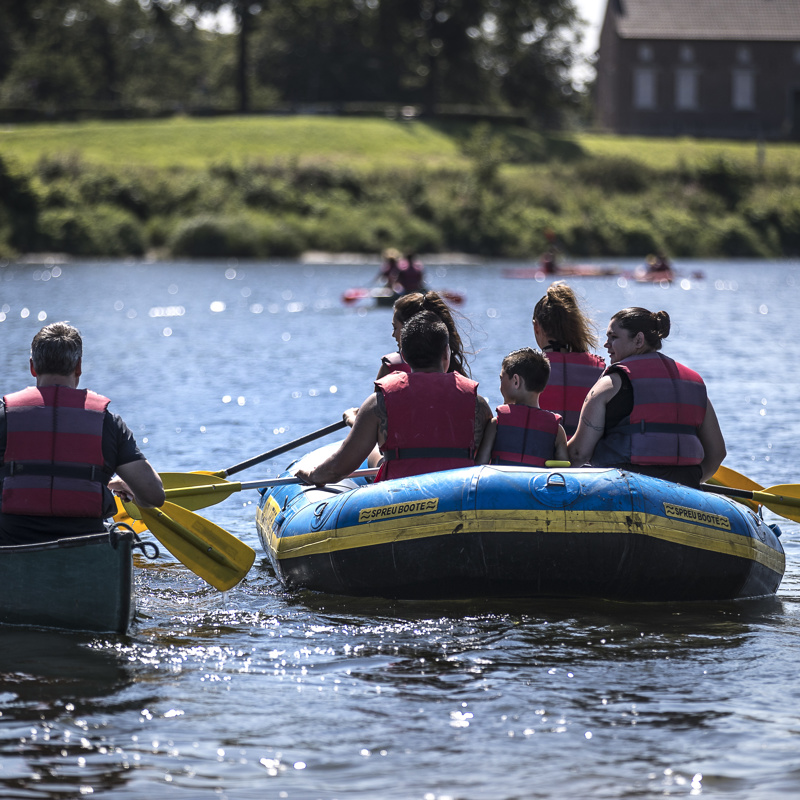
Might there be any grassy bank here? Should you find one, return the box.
[1,116,799,259]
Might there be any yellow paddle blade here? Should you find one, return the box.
[113,496,148,534]
[158,472,233,511]
[163,482,243,512]
[712,465,764,492]
[708,466,762,512]
[159,472,231,490]
[760,484,800,525]
[137,502,255,592]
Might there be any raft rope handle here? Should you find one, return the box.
[110,520,161,560]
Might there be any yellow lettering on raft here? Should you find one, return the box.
[663,502,731,530]
[262,495,281,533]
[358,498,440,523]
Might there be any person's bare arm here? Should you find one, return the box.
[473,395,493,452]
[567,374,620,467]
[698,399,726,483]
[375,361,392,381]
[111,460,165,508]
[553,425,569,463]
[475,417,497,464]
[296,394,381,486]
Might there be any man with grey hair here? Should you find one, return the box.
[0,321,165,545]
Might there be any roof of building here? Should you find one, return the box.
[609,0,800,40]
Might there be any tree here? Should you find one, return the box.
[173,0,264,112]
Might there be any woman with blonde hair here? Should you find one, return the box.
[532,282,605,436]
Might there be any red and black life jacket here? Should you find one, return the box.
[539,351,605,437]
[380,351,412,375]
[396,259,424,293]
[591,353,707,467]
[2,385,110,517]
[491,405,562,467]
[376,371,477,481]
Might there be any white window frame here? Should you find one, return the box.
[675,68,698,110]
[633,68,657,110]
[732,69,755,111]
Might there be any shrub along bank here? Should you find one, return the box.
[1,126,799,260]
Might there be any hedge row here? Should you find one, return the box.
[1,149,799,259]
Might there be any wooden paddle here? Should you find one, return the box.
[700,482,800,525]
[123,500,255,591]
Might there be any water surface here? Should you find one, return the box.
[1,257,799,799]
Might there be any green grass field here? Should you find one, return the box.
[0,116,467,170]
[2,115,800,173]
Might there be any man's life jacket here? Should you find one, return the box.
[2,385,109,516]
[539,351,605,437]
[591,353,707,467]
[491,405,561,466]
[376,371,477,481]
[380,351,412,375]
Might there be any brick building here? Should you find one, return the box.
[595,0,800,139]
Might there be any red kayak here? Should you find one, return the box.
[503,264,620,279]
[342,287,465,307]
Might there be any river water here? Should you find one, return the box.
[1,256,799,799]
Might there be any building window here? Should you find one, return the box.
[794,45,800,65]
[638,44,653,62]
[675,69,698,110]
[732,69,755,110]
[737,46,751,65]
[679,45,694,64]
[634,68,657,109]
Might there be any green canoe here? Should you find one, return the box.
[0,525,144,634]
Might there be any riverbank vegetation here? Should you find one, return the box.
[2,116,800,260]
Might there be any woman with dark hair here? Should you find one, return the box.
[532,282,605,437]
[567,307,726,488]
[376,291,472,380]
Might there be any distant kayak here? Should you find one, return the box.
[622,265,676,284]
[503,264,620,280]
[342,287,465,307]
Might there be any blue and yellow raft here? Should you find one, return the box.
[256,455,785,601]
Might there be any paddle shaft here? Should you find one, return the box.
[700,482,800,524]
[217,420,347,478]
[701,483,800,508]
[166,463,572,502]
[164,468,380,500]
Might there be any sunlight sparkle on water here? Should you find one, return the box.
[210,301,226,312]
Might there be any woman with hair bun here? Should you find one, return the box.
[532,282,605,437]
[567,307,726,487]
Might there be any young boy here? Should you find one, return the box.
[476,347,570,466]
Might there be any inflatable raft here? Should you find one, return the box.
[256,456,785,602]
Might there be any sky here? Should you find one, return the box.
[573,0,606,85]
